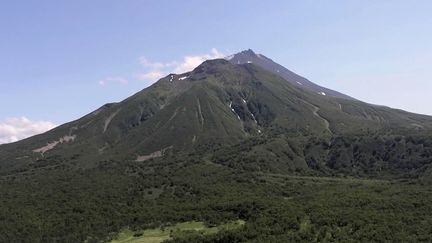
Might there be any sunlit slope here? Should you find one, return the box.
[1,59,432,177]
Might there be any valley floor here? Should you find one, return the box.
[1,159,432,242]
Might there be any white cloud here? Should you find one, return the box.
[98,76,128,86]
[0,117,57,144]
[137,48,225,82]
[98,48,225,87]
[173,48,225,73]
[136,70,165,82]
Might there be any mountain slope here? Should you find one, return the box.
[2,52,432,242]
[226,49,355,100]
[1,58,432,177]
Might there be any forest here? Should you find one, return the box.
[1,149,431,242]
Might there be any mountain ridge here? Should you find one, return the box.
[1,55,432,178]
[226,49,355,100]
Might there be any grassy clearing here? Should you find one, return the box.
[111,220,245,243]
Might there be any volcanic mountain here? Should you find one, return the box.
[2,50,432,242]
[1,50,432,177]
[226,49,354,100]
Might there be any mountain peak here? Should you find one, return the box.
[225,49,257,61]
[192,58,231,74]
[225,49,354,100]
[198,58,230,67]
[240,48,256,55]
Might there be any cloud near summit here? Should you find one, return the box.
[138,48,225,83]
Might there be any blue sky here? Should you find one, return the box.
[1,0,432,143]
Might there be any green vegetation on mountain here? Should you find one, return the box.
[1,53,432,242]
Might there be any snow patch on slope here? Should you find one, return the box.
[250,113,258,124]
[229,102,241,120]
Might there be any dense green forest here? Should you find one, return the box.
[2,59,432,242]
[1,150,432,242]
